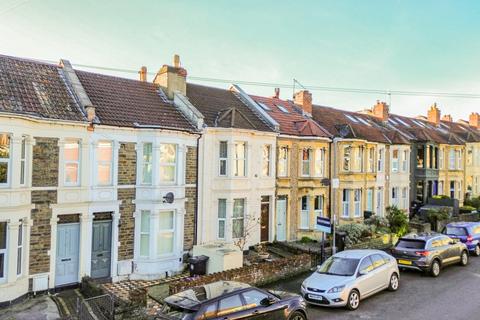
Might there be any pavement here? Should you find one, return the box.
[264,254,480,320]
[0,295,60,320]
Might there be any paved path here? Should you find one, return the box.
[0,295,60,320]
[265,254,480,320]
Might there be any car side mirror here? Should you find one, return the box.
[260,297,276,306]
[358,269,367,276]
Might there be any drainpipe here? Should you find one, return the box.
[331,138,338,255]
[193,134,201,246]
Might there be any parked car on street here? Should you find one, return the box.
[159,281,308,320]
[442,222,480,256]
[301,249,399,310]
[391,233,469,277]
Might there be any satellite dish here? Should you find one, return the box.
[163,192,174,204]
[321,178,331,186]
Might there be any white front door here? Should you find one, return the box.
[276,198,287,241]
[56,223,80,286]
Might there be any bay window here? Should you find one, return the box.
[342,189,350,217]
[368,148,375,173]
[218,199,226,239]
[20,136,26,186]
[449,149,455,170]
[0,222,6,279]
[0,133,10,185]
[300,196,309,229]
[140,210,150,257]
[301,149,311,176]
[157,211,174,255]
[159,144,177,183]
[65,140,80,186]
[17,223,23,276]
[366,188,374,212]
[262,145,271,176]
[278,147,288,177]
[232,199,245,238]
[392,187,399,206]
[219,141,228,176]
[377,148,384,172]
[96,141,113,185]
[355,147,364,172]
[392,149,399,173]
[234,142,246,177]
[142,143,153,184]
[354,189,362,217]
[314,149,325,177]
[314,195,324,218]
[402,150,409,172]
[439,148,444,169]
[456,150,462,170]
[343,146,351,171]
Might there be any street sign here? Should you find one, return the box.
[331,178,340,189]
[316,216,331,234]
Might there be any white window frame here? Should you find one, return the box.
[20,136,26,186]
[368,148,375,173]
[300,196,310,229]
[0,133,11,187]
[314,148,325,177]
[139,210,150,258]
[217,199,227,239]
[159,144,177,184]
[96,141,113,186]
[354,189,362,217]
[157,211,175,256]
[392,149,399,173]
[278,146,288,177]
[402,187,408,209]
[232,198,245,239]
[392,187,399,206]
[0,222,7,281]
[456,150,462,170]
[449,149,455,170]
[314,195,324,218]
[64,140,80,186]
[354,147,364,172]
[17,223,23,276]
[141,142,153,185]
[377,148,384,172]
[402,150,409,172]
[342,189,350,218]
[366,188,374,212]
[233,142,246,177]
[262,145,271,177]
[439,148,444,169]
[219,141,228,176]
[301,148,311,177]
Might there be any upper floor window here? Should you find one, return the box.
[314,148,325,177]
[343,146,363,172]
[96,141,113,185]
[64,141,80,186]
[439,148,444,169]
[449,149,455,170]
[355,147,364,172]
[301,149,311,176]
[159,144,177,183]
[343,146,351,171]
[402,150,409,172]
[0,133,10,186]
[277,146,288,177]
[456,150,462,170]
[467,147,473,166]
[368,148,375,173]
[142,143,153,184]
[20,136,26,186]
[262,145,271,176]
[219,141,228,176]
[392,149,399,173]
[377,148,384,172]
[234,142,246,177]
[416,146,424,168]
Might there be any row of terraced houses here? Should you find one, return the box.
[1,54,480,304]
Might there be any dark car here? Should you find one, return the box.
[391,233,469,277]
[158,281,308,320]
[442,222,480,256]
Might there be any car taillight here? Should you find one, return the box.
[415,251,430,257]
[467,236,473,242]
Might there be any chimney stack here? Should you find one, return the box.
[470,112,480,128]
[139,66,147,82]
[294,90,312,115]
[85,105,96,122]
[372,100,389,122]
[442,114,453,122]
[273,88,280,99]
[427,103,441,126]
[153,54,187,99]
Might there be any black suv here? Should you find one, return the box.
[391,233,469,277]
[158,281,308,320]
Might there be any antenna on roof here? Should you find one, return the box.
[293,79,307,98]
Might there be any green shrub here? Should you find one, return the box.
[364,216,390,229]
[464,197,480,210]
[426,208,450,223]
[432,195,450,199]
[337,223,372,246]
[300,236,315,244]
[460,205,476,213]
[386,206,409,236]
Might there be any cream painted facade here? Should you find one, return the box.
[197,128,277,248]
[387,144,411,211]
[466,143,480,198]
[438,144,465,204]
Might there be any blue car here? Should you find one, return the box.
[442,222,480,256]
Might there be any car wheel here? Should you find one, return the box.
[388,273,399,291]
[346,290,360,311]
[430,260,441,277]
[288,311,306,320]
[474,245,480,257]
[459,250,469,266]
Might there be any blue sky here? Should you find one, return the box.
[1,0,479,119]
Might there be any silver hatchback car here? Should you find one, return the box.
[301,249,399,310]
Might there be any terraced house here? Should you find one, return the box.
[0,55,199,304]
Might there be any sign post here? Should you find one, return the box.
[316,216,331,264]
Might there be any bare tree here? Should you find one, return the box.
[232,214,261,252]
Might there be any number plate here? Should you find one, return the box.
[308,294,323,300]
[398,259,412,265]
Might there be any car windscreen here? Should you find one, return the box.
[396,239,425,249]
[445,227,468,236]
[160,304,195,320]
[317,257,360,276]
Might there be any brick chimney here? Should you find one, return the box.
[427,103,441,126]
[372,100,389,122]
[153,54,187,99]
[139,66,147,82]
[273,88,280,99]
[294,90,312,115]
[442,114,453,122]
[470,112,480,128]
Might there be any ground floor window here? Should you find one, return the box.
[314,195,324,218]
[17,223,23,276]
[392,187,399,207]
[354,189,362,217]
[402,187,408,210]
[138,210,175,258]
[218,199,227,239]
[342,189,350,218]
[450,181,455,199]
[232,199,245,238]
[158,211,174,255]
[376,187,383,216]
[0,222,6,279]
[366,188,374,212]
[140,210,150,257]
[300,196,309,229]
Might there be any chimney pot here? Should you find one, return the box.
[139,66,147,82]
[85,105,95,122]
[427,103,441,126]
[174,54,180,68]
[273,88,280,99]
[294,90,312,115]
[153,55,187,99]
[469,112,480,128]
[442,114,453,122]
[372,101,389,122]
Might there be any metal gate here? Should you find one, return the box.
[78,294,114,320]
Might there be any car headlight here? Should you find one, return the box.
[327,285,345,293]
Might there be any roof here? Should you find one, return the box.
[400,232,443,240]
[0,54,86,122]
[335,249,387,259]
[446,221,480,227]
[250,95,331,138]
[185,83,274,132]
[76,70,196,131]
[438,120,480,143]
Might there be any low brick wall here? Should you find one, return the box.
[169,254,311,295]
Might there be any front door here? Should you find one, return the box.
[91,221,112,279]
[56,223,80,286]
[260,197,270,242]
[276,198,287,242]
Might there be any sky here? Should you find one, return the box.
[1,0,480,120]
